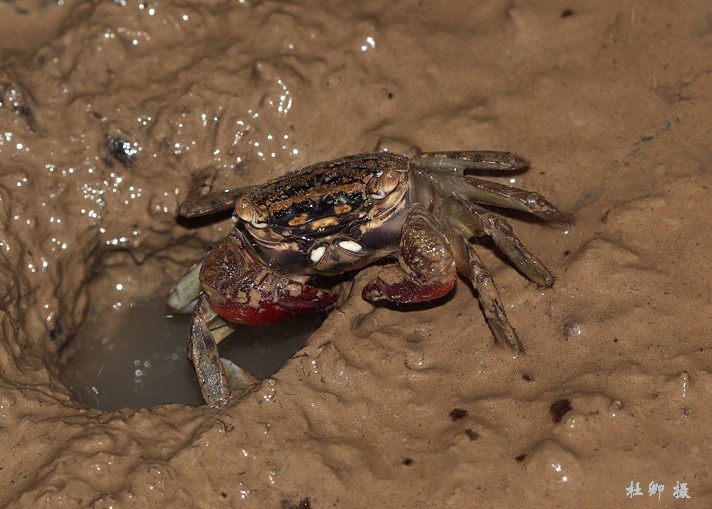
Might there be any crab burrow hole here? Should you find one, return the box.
[58,249,327,411]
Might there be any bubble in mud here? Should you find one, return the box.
[562,320,584,341]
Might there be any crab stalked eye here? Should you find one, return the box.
[235,196,268,229]
[367,166,400,199]
[234,196,253,222]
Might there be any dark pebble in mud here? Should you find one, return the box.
[449,408,469,421]
[550,399,573,423]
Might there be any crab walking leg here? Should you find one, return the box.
[470,203,555,287]
[413,151,530,172]
[177,164,252,219]
[188,294,231,405]
[446,199,554,288]
[166,258,205,314]
[179,187,250,218]
[461,175,569,220]
[442,196,556,288]
[447,230,525,355]
[432,173,568,220]
[363,208,457,303]
[188,295,260,405]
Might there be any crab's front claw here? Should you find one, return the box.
[363,208,457,304]
[363,266,456,303]
[201,231,339,325]
[204,277,338,324]
[187,231,339,405]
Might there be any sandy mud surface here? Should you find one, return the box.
[0,0,710,507]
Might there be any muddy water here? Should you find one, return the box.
[1,0,710,507]
[60,296,326,411]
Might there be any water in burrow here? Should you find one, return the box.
[60,297,326,411]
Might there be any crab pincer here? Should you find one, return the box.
[200,231,338,325]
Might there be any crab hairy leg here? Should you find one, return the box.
[468,202,555,287]
[363,208,457,303]
[441,197,555,287]
[413,151,530,172]
[188,294,232,405]
[179,186,253,219]
[414,152,568,221]
[428,173,567,220]
[189,295,260,405]
[446,229,525,355]
[167,257,205,314]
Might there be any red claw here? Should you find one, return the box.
[362,267,456,304]
[210,281,338,325]
[199,232,338,326]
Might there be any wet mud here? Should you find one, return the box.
[0,1,710,507]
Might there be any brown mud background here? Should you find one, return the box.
[0,0,710,507]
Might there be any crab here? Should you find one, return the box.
[167,151,567,405]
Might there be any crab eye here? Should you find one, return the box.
[234,196,253,222]
[235,196,268,229]
[367,166,400,199]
